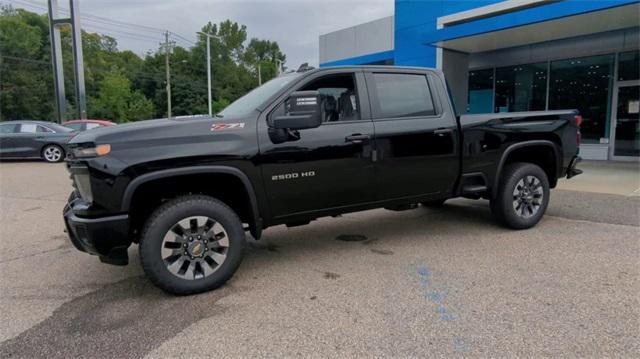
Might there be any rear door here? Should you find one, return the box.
[365,70,459,200]
[12,123,40,157]
[258,70,377,218]
[0,123,19,157]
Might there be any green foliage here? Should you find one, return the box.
[0,5,287,122]
[88,70,154,122]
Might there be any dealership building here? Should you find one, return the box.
[319,0,640,161]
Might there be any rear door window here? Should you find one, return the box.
[18,124,37,133]
[37,125,53,133]
[85,123,101,130]
[370,73,436,119]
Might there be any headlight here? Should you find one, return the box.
[73,144,111,158]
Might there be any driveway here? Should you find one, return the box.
[0,162,638,357]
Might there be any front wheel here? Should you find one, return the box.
[42,144,64,163]
[139,195,246,295]
[490,162,550,229]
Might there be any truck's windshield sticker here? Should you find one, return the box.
[211,123,245,131]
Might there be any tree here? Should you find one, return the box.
[0,7,288,122]
[89,70,153,122]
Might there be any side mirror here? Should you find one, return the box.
[273,91,322,130]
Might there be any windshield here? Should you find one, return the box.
[218,73,301,117]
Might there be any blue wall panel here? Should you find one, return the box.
[423,0,639,44]
[321,0,640,68]
[394,0,500,66]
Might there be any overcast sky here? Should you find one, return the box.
[11,0,393,68]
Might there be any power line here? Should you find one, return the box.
[7,0,196,46]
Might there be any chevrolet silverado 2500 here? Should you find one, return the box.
[63,66,582,294]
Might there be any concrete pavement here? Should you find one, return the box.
[0,161,638,358]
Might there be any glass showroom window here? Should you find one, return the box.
[467,69,493,114]
[549,54,614,144]
[494,63,547,113]
[618,50,639,81]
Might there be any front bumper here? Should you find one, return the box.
[63,196,131,265]
[566,155,583,179]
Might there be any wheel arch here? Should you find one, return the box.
[122,166,262,239]
[492,140,561,198]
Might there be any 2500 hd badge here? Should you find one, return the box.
[63,66,582,295]
[271,171,316,181]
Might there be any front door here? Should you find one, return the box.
[612,84,640,159]
[258,71,376,219]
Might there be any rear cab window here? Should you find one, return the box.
[369,73,436,119]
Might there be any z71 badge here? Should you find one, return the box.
[211,123,245,131]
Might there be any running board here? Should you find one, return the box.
[462,185,487,194]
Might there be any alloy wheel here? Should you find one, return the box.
[512,175,544,218]
[161,216,229,280]
[43,146,62,162]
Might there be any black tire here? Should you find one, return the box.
[41,144,65,163]
[490,162,550,229]
[421,199,446,208]
[139,195,246,295]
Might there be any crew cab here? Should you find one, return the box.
[63,66,582,294]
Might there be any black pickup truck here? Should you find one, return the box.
[63,66,582,294]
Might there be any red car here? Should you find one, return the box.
[63,119,115,132]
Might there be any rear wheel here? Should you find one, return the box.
[139,195,246,295]
[490,162,550,229]
[42,144,64,163]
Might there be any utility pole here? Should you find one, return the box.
[257,62,262,86]
[198,32,221,117]
[161,31,174,118]
[276,59,283,76]
[48,0,86,122]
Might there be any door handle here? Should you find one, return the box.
[345,134,370,144]
[433,128,452,136]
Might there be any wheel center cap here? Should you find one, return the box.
[187,241,205,257]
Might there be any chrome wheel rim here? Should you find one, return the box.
[512,175,544,218]
[44,146,62,162]
[161,216,229,280]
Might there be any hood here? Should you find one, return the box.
[69,115,252,145]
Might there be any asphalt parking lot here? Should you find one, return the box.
[0,161,638,358]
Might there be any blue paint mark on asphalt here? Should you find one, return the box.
[417,266,431,282]
[414,265,469,352]
[452,337,469,353]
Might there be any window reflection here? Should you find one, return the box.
[549,54,614,144]
[467,69,493,114]
[495,63,547,112]
[618,50,639,82]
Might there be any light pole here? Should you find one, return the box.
[198,32,222,117]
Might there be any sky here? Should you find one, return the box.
[8,0,394,68]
